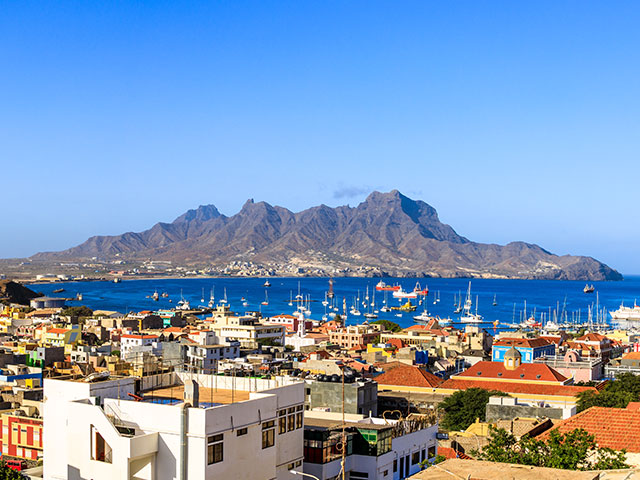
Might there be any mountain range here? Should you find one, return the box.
[32,190,622,280]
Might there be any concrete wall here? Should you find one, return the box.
[305,380,377,416]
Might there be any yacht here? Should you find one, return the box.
[459,282,483,323]
[610,301,640,322]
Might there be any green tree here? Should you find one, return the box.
[440,388,507,431]
[371,319,402,332]
[478,427,628,471]
[111,350,121,358]
[60,305,93,318]
[0,462,26,479]
[577,373,640,412]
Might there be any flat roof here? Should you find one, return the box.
[143,385,250,404]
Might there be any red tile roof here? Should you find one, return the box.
[438,447,472,460]
[493,338,552,348]
[47,328,69,334]
[457,361,568,383]
[375,364,444,388]
[576,333,609,342]
[439,378,596,397]
[623,352,640,360]
[121,334,158,340]
[540,406,640,452]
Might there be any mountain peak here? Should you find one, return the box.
[173,204,221,224]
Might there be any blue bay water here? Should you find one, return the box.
[32,276,640,331]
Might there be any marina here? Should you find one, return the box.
[32,275,640,332]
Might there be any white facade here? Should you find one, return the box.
[185,344,240,371]
[121,335,160,361]
[43,375,304,480]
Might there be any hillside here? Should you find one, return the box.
[31,191,622,280]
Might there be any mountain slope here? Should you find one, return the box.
[31,190,622,280]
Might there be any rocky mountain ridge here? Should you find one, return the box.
[31,190,622,280]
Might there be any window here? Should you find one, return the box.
[421,449,426,462]
[279,416,287,434]
[393,459,397,472]
[288,414,295,432]
[262,421,275,449]
[236,428,247,436]
[296,412,303,429]
[350,472,369,479]
[428,446,436,459]
[91,425,112,464]
[412,451,420,465]
[207,434,223,465]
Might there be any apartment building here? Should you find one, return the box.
[43,373,304,480]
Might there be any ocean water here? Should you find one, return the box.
[32,276,640,331]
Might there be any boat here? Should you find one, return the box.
[413,311,432,323]
[413,282,429,296]
[219,288,228,304]
[393,288,418,299]
[208,287,215,308]
[261,290,269,306]
[76,293,83,301]
[459,282,483,323]
[152,290,159,301]
[161,292,169,298]
[53,288,65,294]
[201,288,205,303]
[113,277,121,284]
[583,284,595,294]
[288,291,293,307]
[327,278,335,299]
[392,300,417,312]
[438,316,452,325]
[492,294,497,306]
[610,301,640,322]
[364,313,378,319]
[263,280,271,288]
[176,297,191,311]
[376,281,401,291]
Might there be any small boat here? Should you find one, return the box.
[261,290,269,306]
[413,311,432,323]
[376,281,401,291]
[364,313,378,319]
[76,293,83,301]
[413,282,429,296]
[161,292,169,298]
[263,280,271,288]
[288,291,293,307]
[53,288,65,294]
[583,284,595,294]
[327,278,335,298]
[492,294,497,306]
[393,288,418,299]
[201,288,205,303]
[152,290,159,301]
[113,277,121,284]
[208,287,215,308]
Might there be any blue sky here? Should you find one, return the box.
[1,1,639,273]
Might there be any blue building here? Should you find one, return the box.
[492,338,555,363]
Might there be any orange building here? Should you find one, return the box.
[0,413,43,461]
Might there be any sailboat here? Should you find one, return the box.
[459,282,483,323]
[208,287,215,308]
[288,291,293,307]
[219,288,228,304]
[327,278,335,299]
[364,288,378,319]
[201,288,205,303]
[492,294,497,306]
[261,290,269,306]
[152,289,159,301]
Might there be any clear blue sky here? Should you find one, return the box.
[2,1,639,273]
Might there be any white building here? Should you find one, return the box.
[43,373,304,480]
[185,343,241,371]
[303,411,438,480]
[120,334,161,361]
[208,315,285,348]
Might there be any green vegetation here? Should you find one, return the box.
[478,427,628,470]
[60,306,93,317]
[371,319,402,332]
[111,350,120,358]
[0,462,26,479]
[577,373,640,412]
[440,388,507,431]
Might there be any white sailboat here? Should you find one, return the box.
[459,282,483,323]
